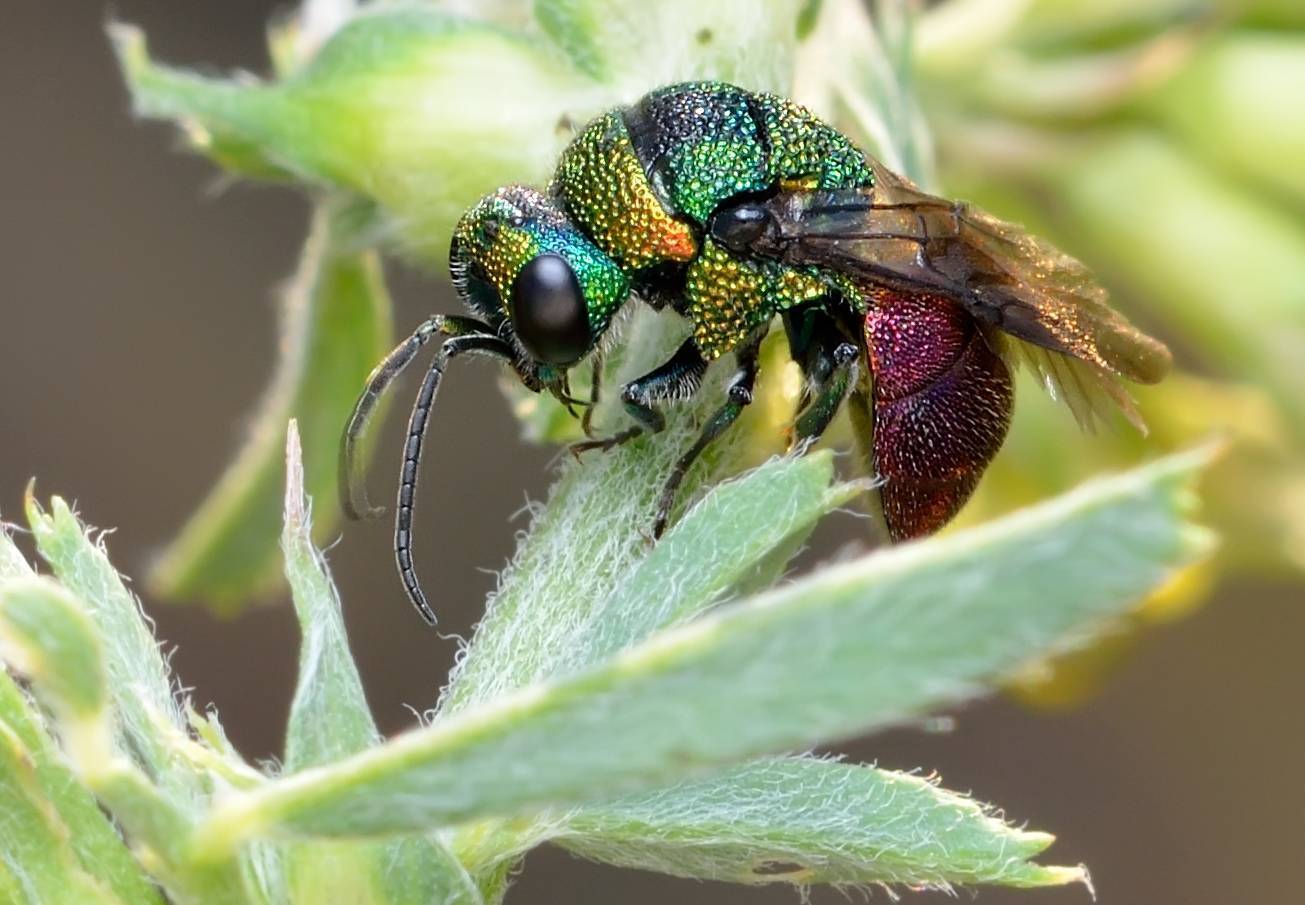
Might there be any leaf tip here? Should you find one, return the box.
[1158,438,1226,490]
[1155,441,1223,564]
[21,479,41,527]
[1020,861,1093,894]
[1179,522,1220,563]
[106,21,156,110]
[284,418,308,539]
[1014,828,1057,855]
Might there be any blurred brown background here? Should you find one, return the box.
[2,3,1300,903]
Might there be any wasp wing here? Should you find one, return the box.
[741,166,1172,428]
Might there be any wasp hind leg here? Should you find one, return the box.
[782,304,860,447]
[791,342,859,446]
[864,289,1014,540]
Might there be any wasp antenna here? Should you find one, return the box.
[341,318,442,520]
[390,332,515,627]
[395,354,444,625]
[339,315,497,522]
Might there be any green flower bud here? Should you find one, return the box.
[112,9,597,259]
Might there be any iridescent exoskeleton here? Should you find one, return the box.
[341,82,1171,624]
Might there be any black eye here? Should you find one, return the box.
[510,254,591,365]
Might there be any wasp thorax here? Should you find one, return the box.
[449,185,629,366]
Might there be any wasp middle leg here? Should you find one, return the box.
[650,333,763,538]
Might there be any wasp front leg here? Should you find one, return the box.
[580,352,604,438]
[569,338,707,457]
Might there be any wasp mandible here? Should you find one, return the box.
[340,82,1171,625]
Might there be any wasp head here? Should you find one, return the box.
[450,186,629,371]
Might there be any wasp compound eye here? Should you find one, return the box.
[510,253,591,365]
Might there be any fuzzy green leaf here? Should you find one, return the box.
[95,773,260,905]
[281,422,483,905]
[556,755,1084,890]
[437,309,736,714]
[435,363,854,886]
[0,578,106,723]
[0,524,34,581]
[25,493,191,795]
[0,721,127,905]
[563,452,862,668]
[0,543,254,904]
[438,309,848,717]
[2,517,259,905]
[192,448,1211,849]
[0,672,163,905]
[149,204,394,609]
[282,420,379,771]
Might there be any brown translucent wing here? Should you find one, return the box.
[738,165,1172,427]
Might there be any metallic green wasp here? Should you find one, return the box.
[341,82,1171,625]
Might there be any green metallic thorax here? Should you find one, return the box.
[553,82,874,359]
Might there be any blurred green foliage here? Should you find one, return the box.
[892,0,1304,700]
[149,203,394,608]
[908,0,1305,575]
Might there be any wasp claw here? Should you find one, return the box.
[568,438,608,460]
[568,425,642,461]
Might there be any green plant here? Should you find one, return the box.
[0,0,1266,900]
[0,424,1211,903]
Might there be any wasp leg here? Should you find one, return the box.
[651,335,763,538]
[792,341,859,445]
[581,353,604,439]
[569,338,707,457]
[842,375,891,543]
[781,303,860,445]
